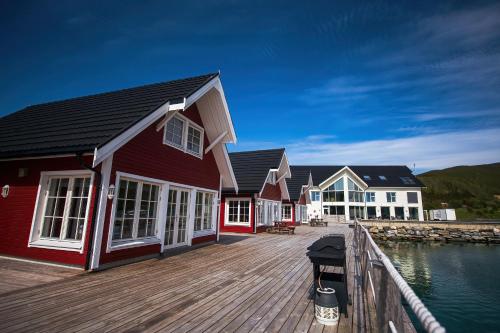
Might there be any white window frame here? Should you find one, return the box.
[108,173,163,251]
[386,192,396,203]
[256,200,266,226]
[366,192,376,202]
[28,170,94,253]
[310,191,320,201]
[163,113,204,159]
[193,191,217,236]
[282,204,292,221]
[225,198,252,226]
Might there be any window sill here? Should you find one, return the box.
[193,230,215,238]
[224,222,251,227]
[109,237,161,252]
[29,239,84,253]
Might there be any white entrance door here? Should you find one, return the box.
[164,187,190,248]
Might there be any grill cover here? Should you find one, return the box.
[306,234,346,266]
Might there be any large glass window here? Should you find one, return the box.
[349,206,364,219]
[310,191,320,201]
[409,207,419,220]
[41,176,91,241]
[326,205,345,215]
[322,178,344,202]
[381,206,390,219]
[395,207,404,220]
[194,191,214,231]
[282,205,292,220]
[366,206,377,219]
[386,192,396,203]
[348,179,364,202]
[226,199,250,225]
[113,178,160,241]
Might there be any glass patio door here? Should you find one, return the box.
[164,187,190,248]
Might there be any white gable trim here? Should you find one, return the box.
[92,75,237,168]
[318,166,368,189]
[258,151,291,200]
[222,144,238,193]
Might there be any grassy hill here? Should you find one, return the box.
[417,163,500,220]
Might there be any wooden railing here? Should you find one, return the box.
[354,220,446,333]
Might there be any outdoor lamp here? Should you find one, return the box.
[1,185,9,198]
[315,286,339,326]
[107,184,116,200]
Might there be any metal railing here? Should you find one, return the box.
[354,220,446,333]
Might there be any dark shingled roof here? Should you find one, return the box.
[227,148,285,193]
[291,165,424,188]
[0,73,219,159]
[286,166,312,201]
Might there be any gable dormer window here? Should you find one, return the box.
[165,116,184,148]
[267,171,277,185]
[163,114,204,158]
[187,126,202,156]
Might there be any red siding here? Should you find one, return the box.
[219,195,255,233]
[192,234,216,245]
[99,104,221,265]
[260,183,282,201]
[0,155,97,267]
[298,193,307,205]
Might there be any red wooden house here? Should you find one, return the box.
[219,148,291,234]
[282,166,313,225]
[0,73,238,270]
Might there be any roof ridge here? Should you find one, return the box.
[19,72,219,110]
[229,148,285,155]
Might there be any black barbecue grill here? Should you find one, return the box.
[306,234,349,317]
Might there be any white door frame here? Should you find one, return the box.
[163,186,191,250]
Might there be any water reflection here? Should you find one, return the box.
[379,241,500,333]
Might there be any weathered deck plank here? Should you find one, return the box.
[0,224,369,333]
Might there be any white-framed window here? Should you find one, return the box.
[226,199,251,225]
[267,171,277,185]
[163,114,204,158]
[266,201,273,225]
[282,204,292,221]
[386,192,396,203]
[256,200,265,226]
[301,205,307,222]
[194,191,215,232]
[348,178,364,202]
[310,191,320,201]
[366,192,376,202]
[29,171,93,251]
[112,177,160,242]
[407,192,418,204]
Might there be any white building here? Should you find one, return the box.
[293,165,425,222]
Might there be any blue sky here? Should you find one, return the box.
[1,0,500,172]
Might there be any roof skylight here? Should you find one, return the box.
[378,175,387,181]
[400,176,416,185]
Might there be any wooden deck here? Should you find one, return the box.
[0,225,373,333]
[0,257,81,295]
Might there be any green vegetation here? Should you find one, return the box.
[417,163,500,220]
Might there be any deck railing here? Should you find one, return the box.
[354,220,446,333]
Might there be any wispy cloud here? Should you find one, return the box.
[287,128,500,170]
[234,128,500,171]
